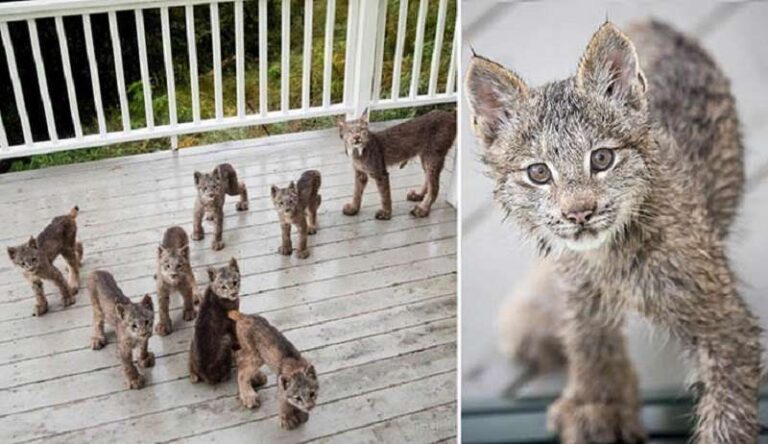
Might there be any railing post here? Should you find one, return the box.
[345,0,380,120]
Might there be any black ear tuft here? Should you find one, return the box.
[194,171,202,185]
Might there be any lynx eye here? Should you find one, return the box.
[526,163,551,185]
[591,148,615,172]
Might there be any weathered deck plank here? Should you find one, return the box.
[0,127,457,443]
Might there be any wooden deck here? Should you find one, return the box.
[0,126,457,443]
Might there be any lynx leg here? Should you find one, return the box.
[547,284,644,444]
[237,352,266,409]
[119,340,144,389]
[278,223,293,255]
[407,157,428,202]
[373,172,392,220]
[61,248,80,295]
[88,280,106,349]
[295,219,310,259]
[211,207,225,251]
[155,282,172,336]
[180,277,197,322]
[44,265,75,307]
[343,170,367,216]
[76,241,84,266]
[192,199,204,241]
[137,338,155,368]
[411,157,444,218]
[30,278,48,317]
[235,181,249,211]
[306,194,321,235]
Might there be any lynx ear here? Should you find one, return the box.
[306,365,317,380]
[337,119,346,138]
[270,185,279,198]
[194,171,202,185]
[140,294,154,311]
[115,304,127,320]
[464,55,528,147]
[278,374,290,391]
[157,246,165,258]
[288,181,296,191]
[212,168,221,180]
[360,108,369,122]
[207,266,217,281]
[179,245,189,260]
[228,257,239,273]
[7,246,17,260]
[576,22,647,108]
[27,236,37,248]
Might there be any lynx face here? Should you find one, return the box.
[338,114,370,158]
[207,258,240,302]
[158,246,188,286]
[116,295,154,340]
[194,170,223,205]
[271,183,299,217]
[7,237,41,273]
[465,24,653,252]
[279,366,319,412]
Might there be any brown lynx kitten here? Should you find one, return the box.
[466,21,760,443]
[189,258,240,385]
[155,226,197,336]
[192,163,249,251]
[88,270,155,390]
[338,109,455,219]
[228,310,318,430]
[271,170,322,259]
[7,206,83,316]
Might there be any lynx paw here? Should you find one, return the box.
[296,249,310,259]
[342,203,359,216]
[375,209,392,220]
[547,397,645,444]
[252,372,268,388]
[62,294,77,307]
[212,240,225,251]
[240,391,261,409]
[277,245,293,256]
[280,411,307,430]
[182,307,197,322]
[91,336,106,350]
[139,352,155,368]
[69,285,79,296]
[236,201,249,211]
[410,206,430,218]
[33,301,49,317]
[155,322,172,337]
[127,374,146,390]
[407,190,425,202]
[190,372,201,383]
[307,226,317,235]
[191,231,203,241]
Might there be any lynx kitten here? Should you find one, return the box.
[271,170,322,259]
[155,226,198,336]
[192,163,249,251]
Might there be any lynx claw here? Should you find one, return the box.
[407,190,425,202]
[296,249,310,259]
[342,203,359,216]
[155,322,172,337]
[375,209,392,220]
[33,301,49,317]
[139,352,155,368]
[277,246,293,256]
[547,397,646,444]
[91,336,106,350]
[410,206,430,218]
[182,307,197,322]
[127,374,146,390]
[212,240,225,251]
[240,391,261,409]
[236,202,249,211]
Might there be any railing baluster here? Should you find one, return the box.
[301,0,313,111]
[321,0,335,108]
[28,19,57,142]
[259,0,268,116]
[0,23,32,145]
[281,0,290,112]
[445,11,458,95]
[186,5,200,124]
[342,0,359,108]
[0,108,8,150]
[55,17,83,139]
[108,11,130,131]
[161,7,177,128]
[371,0,387,103]
[409,0,428,99]
[135,9,154,129]
[428,0,447,97]
[235,0,245,118]
[82,14,106,136]
[211,2,223,120]
[390,0,408,101]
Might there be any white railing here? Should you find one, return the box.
[0,0,458,158]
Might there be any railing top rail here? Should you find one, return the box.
[0,0,232,22]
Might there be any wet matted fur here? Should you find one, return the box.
[465,21,760,443]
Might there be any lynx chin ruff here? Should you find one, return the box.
[466,21,761,443]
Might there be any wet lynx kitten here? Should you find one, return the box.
[466,21,760,443]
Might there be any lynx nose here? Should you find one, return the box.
[563,205,595,225]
